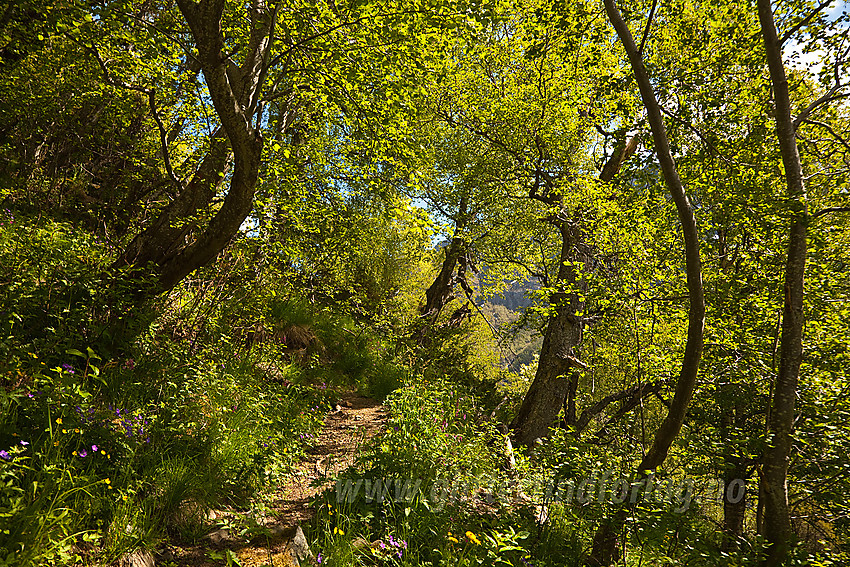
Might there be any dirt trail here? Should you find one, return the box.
[166,393,385,566]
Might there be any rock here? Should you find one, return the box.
[119,549,154,567]
[287,525,313,564]
[171,498,215,530]
[350,536,370,550]
[205,528,230,544]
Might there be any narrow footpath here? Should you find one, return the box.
[162,394,385,567]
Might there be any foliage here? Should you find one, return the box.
[0,0,849,564]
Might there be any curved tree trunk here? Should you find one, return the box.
[588,2,706,564]
[115,0,274,293]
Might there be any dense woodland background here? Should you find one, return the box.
[1,0,849,565]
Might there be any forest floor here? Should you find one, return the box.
[162,393,385,567]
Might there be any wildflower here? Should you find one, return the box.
[0,450,10,460]
[56,418,63,424]
[100,450,106,455]
[316,552,323,564]
[20,440,29,446]
[54,441,59,446]
[104,478,111,484]
[448,536,459,544]
[61,363,75,374]
[79,449,88,458]
[72,451,78,456]
[62,429,67,434]
[465,531,480,545]
[333,527,344,535]
[91,445,98,452]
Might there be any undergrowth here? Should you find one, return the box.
[0,215,409,565]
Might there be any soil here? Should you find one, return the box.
[160,393,385,567]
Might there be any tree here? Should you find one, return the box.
[587,0,706,563]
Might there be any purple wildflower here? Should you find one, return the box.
[0,450,10,460]
[78,449,88,458]
[61,363,75,374]
[91,445,98,452]
[20,441,29,446]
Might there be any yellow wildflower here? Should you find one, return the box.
[448,536,459,544]
[56,418,62,424]
[465,531,480,545]
[333,527,345,535]
[62,429,67,434]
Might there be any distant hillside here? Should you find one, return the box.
[478,279,542,372]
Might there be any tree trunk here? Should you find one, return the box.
[757,2,808,564]
[115,0,274,293]
[721,461,749,552]
[588,2,705,564]
[511,221,585,446]
[420,196,470,321]
[510,128,637,446]
[718,402,748,552]
[117,128,230,272]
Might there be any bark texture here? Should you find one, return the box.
[511,220,586,446]
[510,131,637,447]
[757,2,808,564]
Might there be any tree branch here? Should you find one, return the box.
[799,118,850,153]
[779,0,835,45]
[84,42,182,187]
[638,0,659,56]
[574,379,667,435]
[813,206,850,218]
[793,86,849,130]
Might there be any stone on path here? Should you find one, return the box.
[119,549,155,567]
